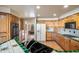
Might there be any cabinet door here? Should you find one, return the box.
[70,40,79,50]
[0,15,8,44]
[46,32,52,41]
[65,39,70,50]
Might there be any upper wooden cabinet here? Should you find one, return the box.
[37,13,79,30]
[0,14,9,43]
[61,13,79,29]
[0,14,8,32]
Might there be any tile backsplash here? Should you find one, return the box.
[58,28,79,37]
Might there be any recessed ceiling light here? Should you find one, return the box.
[36,6,40,9]
[53,13,56,16]
[64,5,69,8]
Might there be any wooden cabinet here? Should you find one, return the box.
[0,12,20,44]
[46,32,52,41]
[52,33,79,50]
[0,14,9,43]
[64,39,70,50]
[0,32,8,44]
[52,33,66,50]
[70,40,79,50]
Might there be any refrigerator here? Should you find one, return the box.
[36,24,46,41]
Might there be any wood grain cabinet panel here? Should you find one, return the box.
[64,39,70,50]
[52,33,79,50]
[46,32,52,41]
[0,13,20,44]
[70,40,79,50]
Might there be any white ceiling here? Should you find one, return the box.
[0,5,79,18]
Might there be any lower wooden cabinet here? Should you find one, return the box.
[70,40,79,50]
[52,33,79,50]
[46,32,52,41]
[64,39,71,50]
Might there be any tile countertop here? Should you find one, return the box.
[46,30,54,32]
[71,37,79,41]
[0,39,24,53]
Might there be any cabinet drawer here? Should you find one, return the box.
[47,32,52,35]
[47,35,52,37]
[47,32,52,37]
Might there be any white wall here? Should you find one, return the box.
[24,18,36,41]
[25,18,36,31]
[25,18,36,24]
